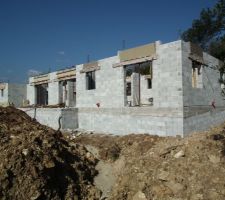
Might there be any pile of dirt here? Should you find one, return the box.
[75,129,225,200]
[0,107,101,200]
[1,106,225,200]
[74,134,162,161]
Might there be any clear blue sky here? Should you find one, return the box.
[0,0,217,83]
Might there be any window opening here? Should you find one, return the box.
[86,71,96,90]
[1,89,4,97]
[192,61,202,88]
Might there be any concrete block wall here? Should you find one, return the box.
[48,72,60,105]
[23,40,225,137]
[66,80,75,107]
[0,83,9,106]
[140,76,153,105]
[27,72,76,106]
[27,85,36,105]
[184,108,225,137]
[181,41,225,137]
[8,84,26,107]
[27,72,62,106]
[182,41,225,107]
[20,108,78,130]
[61,108,78,129]
[76,56,125,108]
[153,40,183,108]
[78,107,183,136]
[0,83,26,107]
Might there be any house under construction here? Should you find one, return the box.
[0,82,26,107]
[22,40,225,137]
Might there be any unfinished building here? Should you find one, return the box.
[0,82,26,107]
[27,68,76,107]
[23,40,225,137]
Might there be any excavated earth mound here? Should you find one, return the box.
[1,106,225,200]
[0,107,101,200]
[75,128,225,200]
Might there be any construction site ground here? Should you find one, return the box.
[1,106,225,200]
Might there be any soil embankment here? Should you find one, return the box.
[1,106,225,200]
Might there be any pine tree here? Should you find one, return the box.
[182,0,225,61]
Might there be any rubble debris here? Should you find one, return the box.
[132,191,147,200]
[174,150,185,158]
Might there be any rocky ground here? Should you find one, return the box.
[1,106,225,200]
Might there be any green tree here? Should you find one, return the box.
[182,0,225,61]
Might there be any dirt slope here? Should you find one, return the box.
[75,129,225,200]
[0,107,101,200]
[1,106,225,200]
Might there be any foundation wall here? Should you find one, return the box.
[78,107,183,136]
[184,108,225,137]
[20,108,78,130]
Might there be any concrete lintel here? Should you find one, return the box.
[113,55,157,68]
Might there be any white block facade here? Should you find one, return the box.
[76,56,125,108]
[0,83,26,107]
[25,40,225,137]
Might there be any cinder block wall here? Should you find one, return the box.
[182,41,225,107]
[181,41,225,136]
[76,41,185,136]
[153,40,183,108]
[48,72,60,105]
[27,72,60,106]
[76,56,125,108]
[8,83,26,107]
[27,77,36,105]
[183,109,225,136]
[78,107,183,136]
[20,108,78,130]
[140,75,153,105]
[0,83,9,106]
